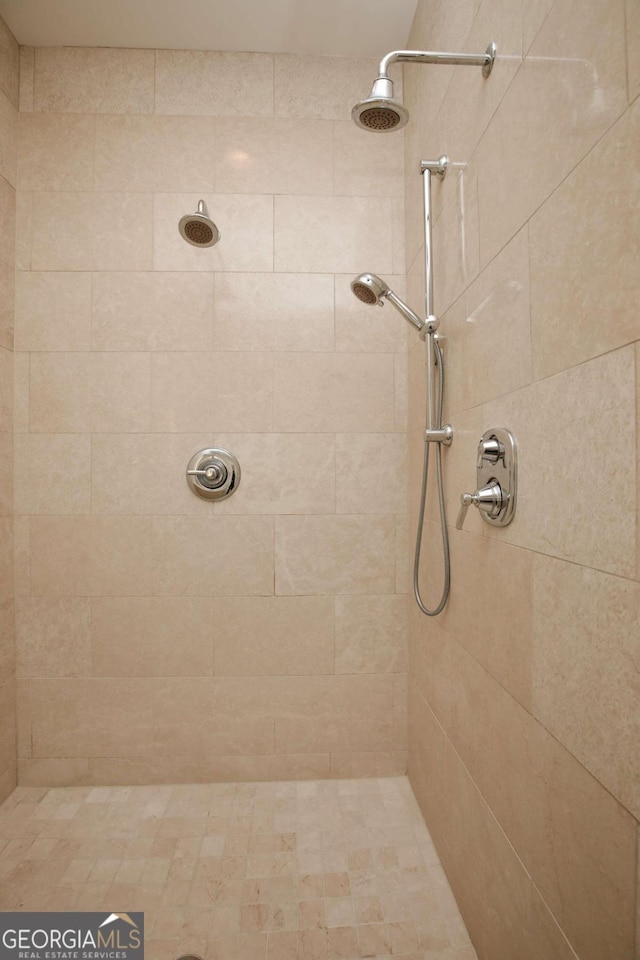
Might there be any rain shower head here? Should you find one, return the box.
[352,43,496,133]
[351,77,409,133]
[179,200,220,247]
[351,273,424,331]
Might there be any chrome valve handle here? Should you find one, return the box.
[456,481,503,530]
[186,448,240,501]
[187,465,225,482]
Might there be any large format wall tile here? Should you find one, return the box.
[272,675,397,753]
[22,679,155,757]
[476,0,628,264]
[34,48,155,114]
[15,271,92,351]
[413,688,581,960]
[335,595,407,674]
[415,630,636,960]
[445,226,532,414]
[155,51,273,117]
[627,0,640,101]
[30,352,152,433]
[215,118,333,195]
[530,96,640,378]
[14,434,90,515]
[274,55,377,121]
[453,0,523,151]
[0,432,11,519]
[212,596,334,677]
[532,555,640,817]
[274,196,395,274]
[152,352,273,433]
[438,531,533,711]
[0,683,16,778]
[275,515,395,595]
[432,161,480,312]
[92,272,213,352]
[273,353,394,432]
[15,597,91,678]
[0,87,17,188]
[152,677,276,757]
[0,15,18,108]
[212,273,334,352]
[214,433,336,515]
[18,114,94,190]
[333,122,404,199]
[0,345,11,435]
[151,516,274,597]
[31,192,153,271]
[91,597,213,678]
[522,0,555,53]
[94,115,216,193]
[19,47,34,113]
[91,434,212,516]
[0,258,13,352]
[335,433,407,514]
[482,346,636,578]
[0,175,15,267]
[29,516,153,597]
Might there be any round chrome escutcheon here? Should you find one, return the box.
[186,447,241,501]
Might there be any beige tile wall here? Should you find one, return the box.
[0,15,17,805]
[14,47,408,784]
[405,1,640,959]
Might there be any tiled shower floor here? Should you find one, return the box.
[0,776,476,960]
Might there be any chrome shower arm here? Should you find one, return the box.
[378,44,496,80]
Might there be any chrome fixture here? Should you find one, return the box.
[351,274,424,331]
[456,428,517,529]
[351,43,496,132]
[350,156,452,616]
[178,200,220,247]
[186,447,240,501]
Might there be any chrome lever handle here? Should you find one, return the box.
[187,467,222,479]
[456,492,475,530]
[456,482,503,530]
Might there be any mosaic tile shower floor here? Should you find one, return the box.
[0,776,476,960]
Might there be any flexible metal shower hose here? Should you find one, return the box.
[413,336,451,616]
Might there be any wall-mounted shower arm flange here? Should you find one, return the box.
[420,156,449,180]
[379,43,496,80]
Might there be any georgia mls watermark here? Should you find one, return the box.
[0,913,144,960]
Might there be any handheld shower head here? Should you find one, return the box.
[351,274,424,332]
[351,273,390,305]
[351,77,409,132]
[179,200,220,247]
